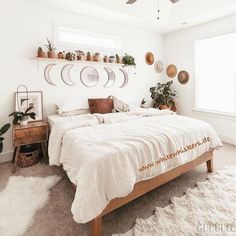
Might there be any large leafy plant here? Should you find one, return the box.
[9,107,36,125]
[0,123,10,153]
[150,81,177,108]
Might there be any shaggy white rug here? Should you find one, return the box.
[117,166,236,236]
[0,175,61,236]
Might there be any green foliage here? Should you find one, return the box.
[150,81,177,108]
[122,53,136,66]
[0,123,10,153]
[9,106,36,125]
[45,38,56,52]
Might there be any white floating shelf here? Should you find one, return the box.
[31,57,129,67]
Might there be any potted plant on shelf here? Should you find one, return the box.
[150,81,177,110]
[86,52,92,61]
[57,51,64,59]
[94,52,100,62]
[122,53,136,66]
[37,47,46,58]
[45,38,56,59]
[76,50,85,61]
[0,123,10,153]
[9,107,36,126]
[103,55,109,63]
[65,52,76,61]
[115,54,123,64]
[109,55,115,63]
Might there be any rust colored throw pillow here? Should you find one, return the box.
[88,98,114,114]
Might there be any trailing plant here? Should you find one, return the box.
[0,123,10,153]
[122,53,136,66]
[45,38,56,52]
[150,81,177,108]
[9,107,36,125]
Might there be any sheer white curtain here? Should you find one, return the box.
[195,32,236,114]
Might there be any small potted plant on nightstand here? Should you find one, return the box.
[45,38,56,59]
[9,107,36,126]
[150,81,177,110]
[0,123,10,153]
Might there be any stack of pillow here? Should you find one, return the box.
[56,96,143,116]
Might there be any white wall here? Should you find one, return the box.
[164,14,236,145]
[0,0,164,162]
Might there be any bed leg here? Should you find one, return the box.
[206,158,213,172]
[91,217,102,236]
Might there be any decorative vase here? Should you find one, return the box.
[20,116,28,126]
[48,51,55,59]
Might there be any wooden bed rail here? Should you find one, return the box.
[90,151,214,236]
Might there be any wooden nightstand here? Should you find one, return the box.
[12,121,48,173]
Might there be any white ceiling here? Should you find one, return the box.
[32,0,236,33]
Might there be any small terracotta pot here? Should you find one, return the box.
[94,55,100,62]
[37,51,46,58]
[77,55,84,61]
[118,58,123,64]
[87,55,92,61]
[48,51,55,59]
[159,104,170,110]
[57,52,64,59]
[103,58,109,63]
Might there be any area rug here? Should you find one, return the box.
[0,175,61,236]
[116,166,236,236]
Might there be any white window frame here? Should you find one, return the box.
[193,31,236,117]
[53,23,122,52]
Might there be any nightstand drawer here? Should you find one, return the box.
[14,126,47,145]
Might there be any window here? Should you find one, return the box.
[195,32,236,115]
[56,26,121,50]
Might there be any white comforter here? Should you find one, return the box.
[48,109,222,223]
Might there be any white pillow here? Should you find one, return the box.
[55,101,89,116]
[120,98,141,110]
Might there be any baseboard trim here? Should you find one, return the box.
[0,151,13,164]
[219,134,236,146]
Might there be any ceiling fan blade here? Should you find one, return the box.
[126,0,138,4]
[170,0,181,3]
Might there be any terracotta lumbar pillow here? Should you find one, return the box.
[88,98,114,114]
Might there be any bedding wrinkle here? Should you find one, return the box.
[48,108,222,223]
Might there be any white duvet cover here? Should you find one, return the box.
[48,109,222,223]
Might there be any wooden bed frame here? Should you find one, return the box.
[86,150,214,236]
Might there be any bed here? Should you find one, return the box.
[48,108,222,236]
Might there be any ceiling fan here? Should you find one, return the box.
[126,0,180,4]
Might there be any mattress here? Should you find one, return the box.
[48,109,222,224]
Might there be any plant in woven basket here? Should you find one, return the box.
[9,107,36,125]
[0,123,10,153]
[150,81,177,109]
